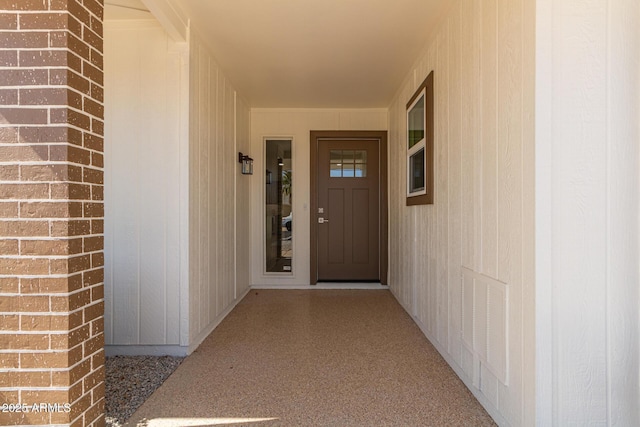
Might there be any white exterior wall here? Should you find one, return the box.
[188,31,251,350]
[104,19,189,355]
[235,96,251,299]
[536,0,640,424]
[104,18,251,355]
[250,109,388,286]
[387,0,535,424]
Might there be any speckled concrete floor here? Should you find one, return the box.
[125,290,496,426]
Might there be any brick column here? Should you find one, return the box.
[0,0,105,425]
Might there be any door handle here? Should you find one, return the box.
[318,217,329,224]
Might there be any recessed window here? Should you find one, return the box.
[406,71,434,206]
[329,150,367,178]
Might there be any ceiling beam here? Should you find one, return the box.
[140,0,188,42]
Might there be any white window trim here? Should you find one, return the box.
[406,88,427,198]
[262,136,294,276]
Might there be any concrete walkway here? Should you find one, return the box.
[125,289,495,426]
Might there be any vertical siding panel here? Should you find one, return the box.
[521,0,536,421]
[396,101,402,306]
[496,0,523,285]
[214,67,223,317]
[435,20,450,351]
[222,79,229,309]
[211,63,220,320]
[208,63,216,322]
[138,28,167,344]
[204,46,211,332]
[187,31,250,349]
[396,97,408,308]
[471,1,483,276]
[224,81,235,308]
[235,95,251,298]
[482,0,499,278]
[397,98,406,306]
[164,45,182,343]
[496,0,523,423]
[105,21,184,347]
[214,68,221,319]
[194,38,203,340]
[395,98,413,306]
[447,3,463,368]
[481,363,500,408]
[537,1,640,425]
[551,1,608,424]
[607,0,640,424]
[194,45,202,334]
[218,74,225,314]
[388,100,400,300]
[428,43,442,337]
[389,103,398,297]
[426,46,437,333]
[200,50,210,331]
[412,208,419,324]
[110,27,141,344]
[188,36,200,343]
[460,1,475,272]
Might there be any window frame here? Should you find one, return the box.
[263,137,294,275]
[406,71,434,206]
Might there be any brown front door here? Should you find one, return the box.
[311,131,387,283]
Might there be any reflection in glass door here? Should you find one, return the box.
[265,139,292,273]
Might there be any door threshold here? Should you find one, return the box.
[313,282,387,289]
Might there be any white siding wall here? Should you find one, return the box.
[104,19,188,354]
[387,0,535,424]
[536,0,640,424]
[250,109,388,286]
[189,31,251,350]
[235,96,251,299]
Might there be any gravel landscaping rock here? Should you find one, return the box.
[105,355,184,427]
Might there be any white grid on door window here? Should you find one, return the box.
[330,150,367,178]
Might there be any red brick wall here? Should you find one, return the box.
[0,0,105,425]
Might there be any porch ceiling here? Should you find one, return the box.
[181,0,448,108]
[113,0,448,108]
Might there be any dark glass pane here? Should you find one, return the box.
[342,164,355,177]
[355,164,367,177]
[354,150,367,163]
[409,149,425,193]
[265,139,293,273]
[408,94,425,149]
[342,150,355,163]
[330,150,342,163]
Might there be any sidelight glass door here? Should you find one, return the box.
[265,139,292,273]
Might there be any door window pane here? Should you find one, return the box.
[328,150,367,178]
[354,150,367,163]
[342,164,355,177]
[330,150,342,163]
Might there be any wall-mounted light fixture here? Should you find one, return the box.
[238,152,253,175]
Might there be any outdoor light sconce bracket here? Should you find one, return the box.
[238,152,254,175]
